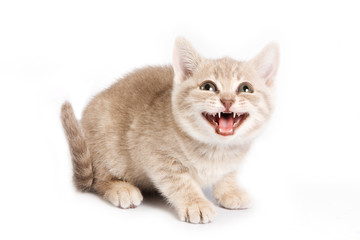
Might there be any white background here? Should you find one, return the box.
[0,0,359,239]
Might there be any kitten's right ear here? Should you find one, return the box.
[173,37,202,84]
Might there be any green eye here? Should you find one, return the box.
[238,82,254,93]
[200,81,217,92]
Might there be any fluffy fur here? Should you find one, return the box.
[61,37,279,223]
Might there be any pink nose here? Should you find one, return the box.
[220,99,233,111]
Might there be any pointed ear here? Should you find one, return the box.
[251,42,280,86]
[173,37,202,84]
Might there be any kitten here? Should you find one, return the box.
[61,37,279,224]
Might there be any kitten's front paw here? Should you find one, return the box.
[178,199,216,224]
[103,182,143,209]
[215,189,252,210]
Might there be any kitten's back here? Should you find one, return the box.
[110,65,173,110]
[82,66,173,128]
[79,66,174,183]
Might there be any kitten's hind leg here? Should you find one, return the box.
[93,179,143,209]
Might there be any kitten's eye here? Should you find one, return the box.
[238,82,254,93]
[200,81,217,92]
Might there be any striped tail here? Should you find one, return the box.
[61,102,93,191]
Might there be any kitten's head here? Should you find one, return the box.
[171,37,279,145]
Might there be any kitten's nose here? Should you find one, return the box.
[220,99,233,111]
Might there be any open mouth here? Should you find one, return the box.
[202,111,249,136]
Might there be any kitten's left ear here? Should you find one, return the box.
[251,42,280,86]
[173,37,202,84]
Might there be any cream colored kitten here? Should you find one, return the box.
[61,37,279,224]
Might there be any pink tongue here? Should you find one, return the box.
[218,116,234,133]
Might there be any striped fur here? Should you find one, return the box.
[61,102,93,191]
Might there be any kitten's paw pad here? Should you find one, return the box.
[216,189,252,210]
[104,183,143,209]
[178,199,216,224]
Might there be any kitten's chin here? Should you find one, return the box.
[202,112,249,136]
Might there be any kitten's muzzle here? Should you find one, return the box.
[202,111,249,136]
